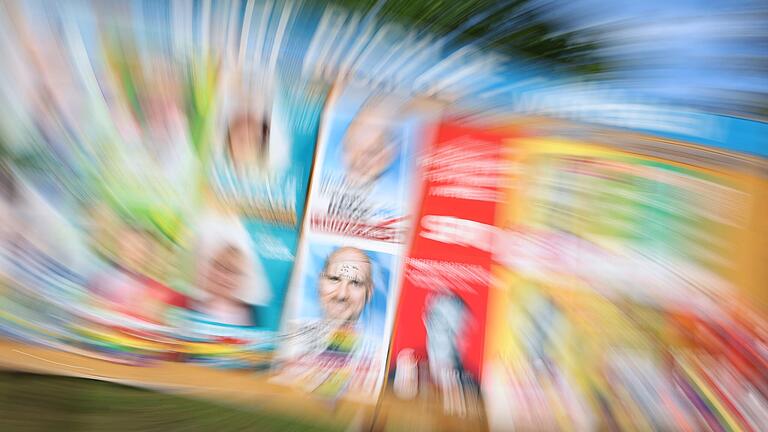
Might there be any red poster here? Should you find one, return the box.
[387,123,506,411]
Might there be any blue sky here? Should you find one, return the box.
[535,0,768,114]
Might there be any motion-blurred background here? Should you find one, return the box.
[0,0,766,431]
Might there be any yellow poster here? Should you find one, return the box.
[483,133,768,431]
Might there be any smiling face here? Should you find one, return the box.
[204,245,247,301]
[318,247,373,323]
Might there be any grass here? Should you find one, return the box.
[0,371,341,432]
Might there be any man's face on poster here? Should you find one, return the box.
[342,113,397,185]
[319,248,373,323]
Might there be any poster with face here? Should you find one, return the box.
[272,234,397,403]
[203,63,329,338]
[209,67,327,223]
[387,123,508,418]
[482,134,768,431]
[305,83,442,244]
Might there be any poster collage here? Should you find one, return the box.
[1,2,767,430]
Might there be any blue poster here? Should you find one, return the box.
[273,233,398,402]
[204,64,330,336]
[306,83,440,244]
